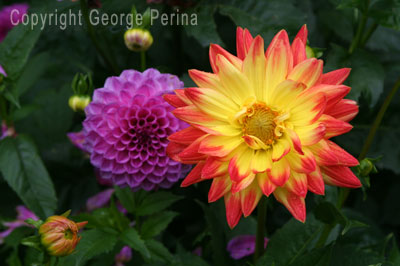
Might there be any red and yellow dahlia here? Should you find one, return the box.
[164,25,361,228]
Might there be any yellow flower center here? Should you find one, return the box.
[242,103,278,146]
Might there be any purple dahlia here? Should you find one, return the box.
[83,69,189,191]
[0,3,29,42]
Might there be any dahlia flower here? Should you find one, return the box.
[0,3,29,42]
[83,69,189,190]
[227,235,268,259]
[165,25,360,228]
[39,215,87,257]
[0,206,38,244]
[115,246,132,266]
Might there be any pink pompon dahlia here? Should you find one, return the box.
[165,25,360,228]
[83,69,190,191]
[0,3,29,42]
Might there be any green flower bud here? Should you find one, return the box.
[124,28,153,52]
[69,95,91,112]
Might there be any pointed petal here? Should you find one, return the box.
[305,84,350,111]
[202,157,229,179]
[321,165,361,188]
[271,136,291,162]
[243,36,267,101]
[185,87,238,121]
[285,171,308,197]
[251,149,272,173]
[168,126,206,145]
[163,94,187,108]
[199,135,243,157]
[210,44,242,73]
[285,149,316,174]
[287,58,323,89]
[166,142,188,162]
[257,172,276,196]
[274,187,306,222]
[231,173,255,193]
[321,68,351,85]
[291,38,307,66]
[288,91,326,127]
[306,165,325,195]
[236,27,254,60]
[178,136,207,163]
[326,99,358,122]
[320,114,353,138]
[295,24,308,45]
[309,139,359,167]
[240,181,262,217]
[268,158,290,186]
[224,192,242,229]
[181,162,206,187]
[269,79,306,107]
[208,175,231,202]
[189,69,220,90]
[216,54,254,105]
[229,145,254,182]
[285,128,304,155]
[295,122,326,146]
[173,105,240,136]
[265,30,293,98]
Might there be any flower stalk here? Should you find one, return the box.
[254,196,267,262]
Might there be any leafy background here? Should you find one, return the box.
[0,0,399,265]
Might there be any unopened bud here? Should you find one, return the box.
[306,45,315,58]
[69,95,91,112]
[39,215,87,257]
[359,159,376,177]
[124,28,153,52]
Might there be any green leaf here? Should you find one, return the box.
[14,52,50,98]
[145,239,174,263]
[136,192,183,216]
[315,202,348,226]
[114,186,135,213]
[290,245,333,266]
[21,235,43,252]
[120,227,151,259]
[0,18,42,80]
[0,135,57,219]
[184,4,223,47]
[6,248,22,266]
[60,229,118,266]
[257,215,323,266]
[140,211,178,239]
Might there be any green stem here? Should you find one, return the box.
[360,22,378,47]
[358,77,400,160]
[254,196,267,262]
[79,0,119,74]
[140,51,146,72]
[348,6,369,54]
[330,77,400,242]
[0,96,9,124]
[315,224,334,248]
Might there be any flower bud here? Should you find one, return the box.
[124,28,153,52]
[359,158,376,177]
[39,216,87,257]
[68,95,91,112]
[306,45,315,58]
